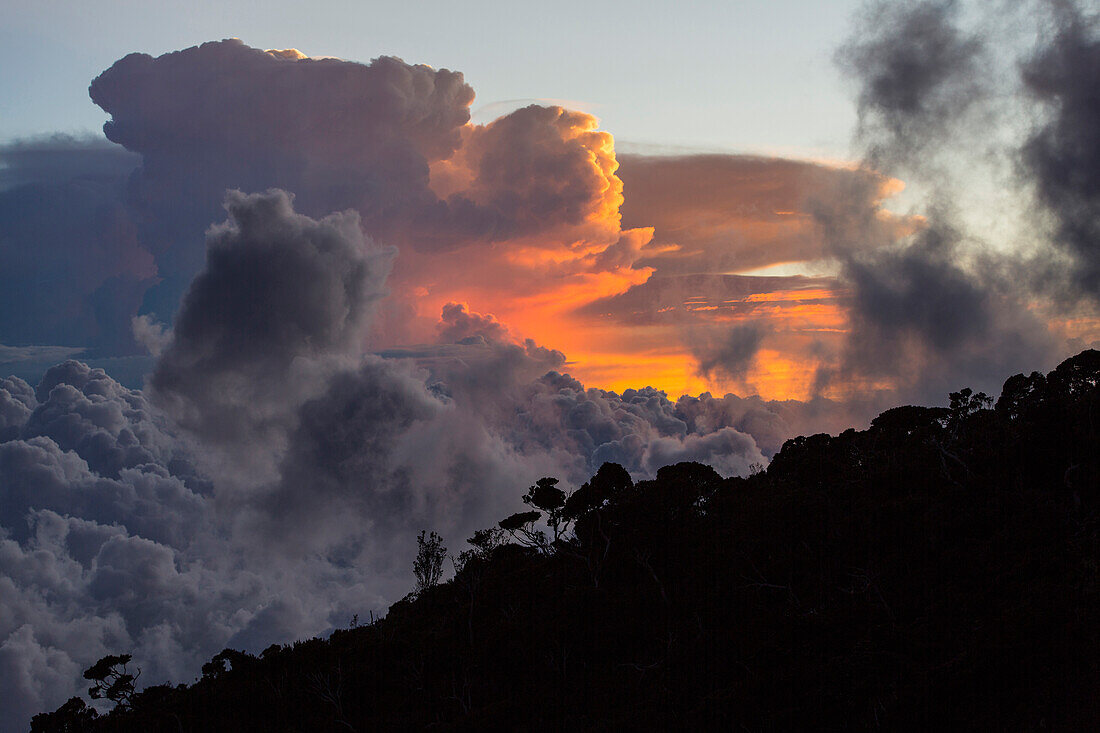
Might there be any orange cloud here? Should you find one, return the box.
[376,115,929,401]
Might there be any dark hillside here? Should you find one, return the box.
[33,351,1100,731]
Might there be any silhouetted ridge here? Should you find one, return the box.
[32,351,1100,731]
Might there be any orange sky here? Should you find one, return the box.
[371,111,1100,403]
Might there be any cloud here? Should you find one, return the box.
[821,220,1055,401]
[0,134,139,191]
[130,315,171,357]
[578,272,840,326]
[836,0,988,171]
[437,302,512,344]
[89,39,475,245]
[86,40,629,279]
[688,323,768,383]
[0,376,35,443]
[821,0,1090,403]
[0,138,153,354]
[149,189,394,448]
[1020,7,1100,298]
[617,153,906,274]
[433,104,622,241]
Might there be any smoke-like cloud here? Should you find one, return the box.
[837,0,988,171]
[688,323,768,384]
[822,0,1099,403]
[1020,8,1100,298]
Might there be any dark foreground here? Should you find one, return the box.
[33,352,1100,731]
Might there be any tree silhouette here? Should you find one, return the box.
[413,530,447,594]
[523,477,570,544]
[83,654,139,710]
[29,697,97,733]
[497,510,544,549]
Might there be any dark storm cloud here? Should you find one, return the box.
[149,189,394,445]
[267,360,442,531]
[819,221,1055,400]
[688,323,768,383]
[1020,7,1100,297]
[826,0,1072,402]
[836,0,987,170]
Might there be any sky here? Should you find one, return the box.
[1,0,1099,727]
[0,0,861,157]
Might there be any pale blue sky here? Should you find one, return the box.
[0,0,863,158]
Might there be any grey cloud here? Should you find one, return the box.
[828,0,1073,403]
[89,39,482,261]
[437,302,511,344]
[27,360,188,480]
[837,0,987,170]
[0,150,154,354]
[0,377,35,443]
[826,223,1055,401]
[130,315,171,357]
[688,323,768,383]
[497,372,770,480]
[0,40,642,368]
[11,17,1100,726]
[261,359,445,544]
[0,365,398,730]
[0,135,140,191]
[149,189,394,446]
[1021,8,1100,297]
[0,210,869,733]
[87,41,621,266]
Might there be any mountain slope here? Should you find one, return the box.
[33,351,1100,731]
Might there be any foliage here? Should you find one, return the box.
[413,530,447,594]
[29,697,97,733]
[497,510,545,549]
[82,655,138,711]
[523,477,570,545]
